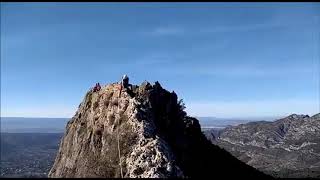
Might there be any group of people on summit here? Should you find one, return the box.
[93,74,131,93]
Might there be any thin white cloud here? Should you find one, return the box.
[200,15,317,34]
[148,27,185,36]
[108,52,186,68]
[185,99,319,118]
[149,19,316,36]
[197,66,313,77]
[156,64,315,78]
[133,53,176,66]
[200,22,281,34]
[146,10,319,37]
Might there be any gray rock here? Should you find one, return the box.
[48,81,270,178]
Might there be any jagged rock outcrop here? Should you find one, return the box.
[205,113,320,178]
[48,81,270,178]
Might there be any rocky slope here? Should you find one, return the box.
[205,114,320,178]
[48,81,270,178]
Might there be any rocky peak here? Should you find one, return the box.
[286,114,309,120]
[311,113,320,119]
[48,79,270,178]
[205,112,320,178]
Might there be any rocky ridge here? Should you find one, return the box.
[49,80,270,178]
[205,113,320,178]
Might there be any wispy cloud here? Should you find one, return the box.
[197,65,313,77]
[200,15,316,34]
[156,64,315,78]
[200,22,281,34]
[147,27,185,36]
[145,11,319,37]
[148,20,316,37]
[132,53,176,66]
[106,52,186,68]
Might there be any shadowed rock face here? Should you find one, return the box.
[205,113,320,178]
[48,81,271,178]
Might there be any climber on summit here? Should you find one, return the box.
[121,74,129,89]
[118,74,135,97]
[93,83,101,92]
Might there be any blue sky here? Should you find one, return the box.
[1,3,319,118]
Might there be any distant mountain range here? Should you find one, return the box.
[204,113,320,178]
[1,116,278,133]
[1,117,69,133]
[196,116,279,130]
[2,111,317,178]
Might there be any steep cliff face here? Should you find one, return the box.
[48,81,270,178]
[205,114,320,178]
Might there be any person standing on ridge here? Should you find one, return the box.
[118,74,134,97]
[118,75,128,97]
[122,74,129,89]
[97,83,101,91]
[93,82,101,92]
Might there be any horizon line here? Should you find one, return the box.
[2,113,316,120]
